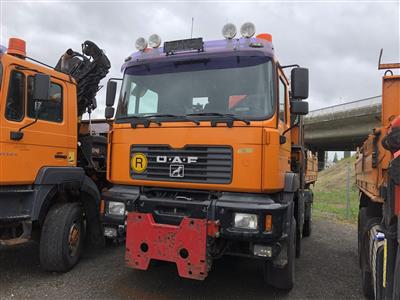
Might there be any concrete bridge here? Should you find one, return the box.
[304,96,382,169]
[304,96,382,151]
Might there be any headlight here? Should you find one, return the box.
[106,201,125,216]
[234,213,258,229]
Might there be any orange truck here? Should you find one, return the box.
[103,23,317,290]
[0,38,111,271]
[355,52,400,299]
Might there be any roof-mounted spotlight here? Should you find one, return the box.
[135,37,148,51]
[148,34,162,48]
[222,23,237,39]
[240,22,256,38]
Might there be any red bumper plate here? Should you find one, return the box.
[126,212,209,280]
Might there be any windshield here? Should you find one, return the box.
[116,56,274,121]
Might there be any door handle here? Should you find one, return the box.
[10,131,24,141]
[54,152,67,159]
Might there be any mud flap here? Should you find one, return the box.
[125,212,210,280]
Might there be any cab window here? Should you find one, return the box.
[5,70,25,122]
[278,77,286,122]
[27,76,63,122]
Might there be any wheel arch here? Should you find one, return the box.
[32,167,85,224]
[33,167,104,246]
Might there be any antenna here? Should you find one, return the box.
[191,17,194,38]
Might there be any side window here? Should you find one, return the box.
[279,77,287,122]
[5,70,25,122]
[27,76,63,122]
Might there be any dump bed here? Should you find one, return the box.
[305,150,318,185]
[355,75,400,202]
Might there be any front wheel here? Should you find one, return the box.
[40,203,84,272]
[264,218,296,290]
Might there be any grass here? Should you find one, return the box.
[312,156,359,224]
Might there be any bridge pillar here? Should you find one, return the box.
[317,150,326,171]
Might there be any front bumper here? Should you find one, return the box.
[104,185,292,242]
[106,185,293,279]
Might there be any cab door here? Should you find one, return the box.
[277,69,291,177]
[0,66,71,185]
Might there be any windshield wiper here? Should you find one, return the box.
[118,115,161,128]
[145,114,200,125]
[186,112,251,127]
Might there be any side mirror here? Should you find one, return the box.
[291,67,309,100]
[290,100,309,115]
[33,74,50,101]
[106,80,117,107]
[105,106,115,119]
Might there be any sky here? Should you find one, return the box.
[1,0,399,119]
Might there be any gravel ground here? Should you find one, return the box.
[0,218,364,300]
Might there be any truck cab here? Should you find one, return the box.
[0,38,109,272]
[103,23,314,289]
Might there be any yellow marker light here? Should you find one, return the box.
[131,153,148,173]
[265,214,273,232]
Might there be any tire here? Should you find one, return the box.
[357,208,366,267]
[303,202,312,237]
[359,207,380,299]
[374,246,385,300]
[302,219,312,237]
[40,203,84,272]
[295,224,302,258]
[264,218,296,290]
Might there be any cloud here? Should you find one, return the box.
[2,1,399,117]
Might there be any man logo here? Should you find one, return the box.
[170,165,184,178]
[131,153,148,173]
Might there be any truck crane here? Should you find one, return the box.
[0,37,110,272]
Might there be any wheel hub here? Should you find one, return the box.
[68,222,80,257]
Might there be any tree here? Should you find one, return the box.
[333,152,338,163]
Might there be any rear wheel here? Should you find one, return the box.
[302,219,312,237]
[303,203,312,237]
[295,224,302,258]
[40,203,84,272]
[264,218,296,290]
[359,207,380,298]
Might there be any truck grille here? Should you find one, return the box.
[130,145,232,184]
